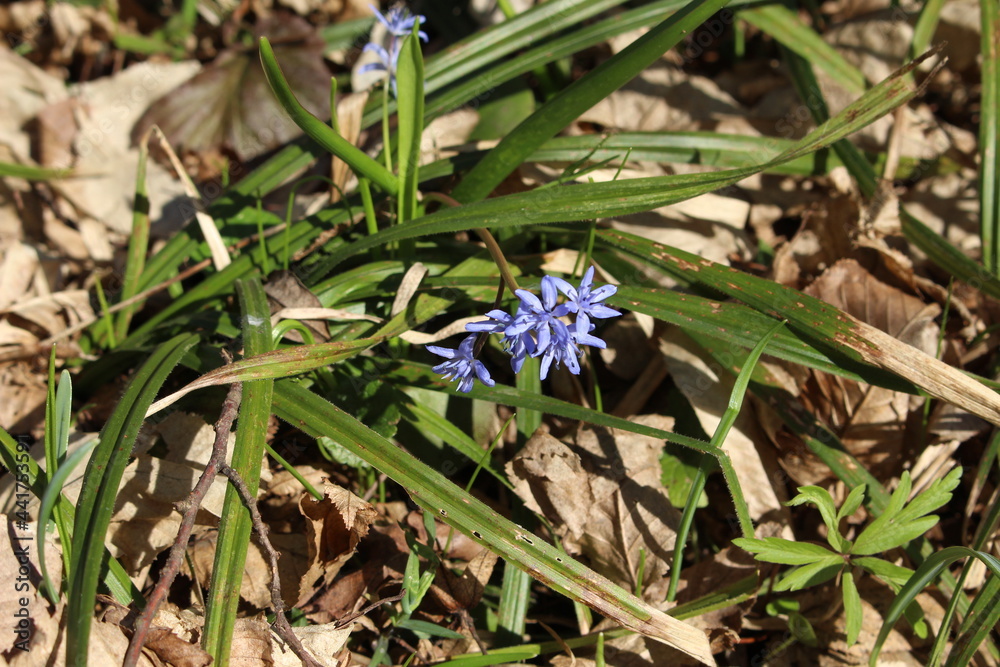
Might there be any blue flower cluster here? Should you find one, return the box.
[427,268,621,392]
[358,4,428,96]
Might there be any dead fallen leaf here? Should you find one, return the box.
[799,259,937,475]
[298,482,378,606]
[132,14,331,161]
[271,622,354,667]
[265,269,330,343]
[230,615,273,667]
[507,417,681,601]
[144,627,213,667]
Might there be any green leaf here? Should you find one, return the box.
[733,537,838,565]
[786,486,843,552]
[842,569,862,646]
[870,547,1000,666]
[202,279,274,664]
[740,5,867,95]
[979,0,1000,273]
[852,469,960,555]
[838,484,867,522]
[395,27,424,224]
[451,0,735,204]
[258,37,397,195]
[0,160,73,180]
[774,559,843,592]
[271,380,715,665]
[852,557,913,592]
[67,332,199,664]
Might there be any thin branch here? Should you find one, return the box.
[218,462,323,667]
[124,382,242,667]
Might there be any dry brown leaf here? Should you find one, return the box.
[265,270,331,343]
[800,259,937,471]
[272,623,354,667]
[578,64,743,133]
[230,615,274,667]
[507,418,681,600]
[430,547,499,613]
[132,15,330,162]
[331,91,369,201]
[108,455,229,575]
[298,482,378,606]
[610,193,753,277]
[144,627,213,667]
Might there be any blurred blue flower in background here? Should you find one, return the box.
[356,4,428,96]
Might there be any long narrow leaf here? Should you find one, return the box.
[67,332,199,663]
[259,37,397,195]
[870,547,1000,666]
[451,0,734,204]
[980,0,1000,273]
[271,380,716,665]
[308,50,932,282]
[202,279,275,663]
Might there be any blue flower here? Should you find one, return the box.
[549,266,621,335]
[426,334,495,393]
[467,309,536,373]
[357,4,428,96]
[427,270,620,388]
[372,4,428,40]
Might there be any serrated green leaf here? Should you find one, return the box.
[852,470,958,555]
[786,486,842,551]
[774,559,843,592]
[733,537,838,565]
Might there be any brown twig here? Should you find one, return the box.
[218,462,323,667]
[124,381,242,667]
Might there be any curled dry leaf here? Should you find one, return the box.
[298,482,378,606]
[507,417,681,601]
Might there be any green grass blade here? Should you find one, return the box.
[67,332,199,663]
[669,320,786,598]
[258,37,397,195]
[271,380,716,664]
[901,208,1000,300]
[598,228,1000,425]
[740,4,866,95]
[38,438,99,603]
[399,401,512,489]
[0,425,138,606]
[911,0,947,59]
[870,547,1000,666]
[389,360,754,536]
[308,53,929,282]
[450,0,734,204]
[396,29,425,225]
[0,160,73,180]
[115,132,152,340]
[365,0,634,127]
[423,0,690,124]
[202,278,275,664]
[979,0,1000,273]
[947,575,1000,666]
[613,285,900,384]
